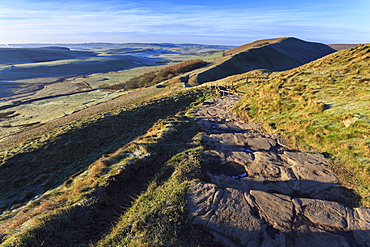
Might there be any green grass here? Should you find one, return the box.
[0,87,216,246]
[2,43,368,246]
[97,141,205,247]
[234,44,370,206]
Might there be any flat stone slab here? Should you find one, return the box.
[187,181,263,246]
[352,208,370,246]
[188,96,370,246]
[299,198,349,229]
[245,137,277,151]
[250,190,294,231]
[187,182,368,246]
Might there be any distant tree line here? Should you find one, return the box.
[101,59,208,90]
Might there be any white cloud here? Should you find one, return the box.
[0,0,368,44]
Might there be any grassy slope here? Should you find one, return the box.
[0,57,139,80]
[1,44,369,246]
[234,44,370,205]
[0,87,216,246]
[0,48,225,140]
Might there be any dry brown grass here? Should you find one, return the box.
[0,87,215,247]
[101,59,208,90]
[0,199,60,235]
[224,37,286,56]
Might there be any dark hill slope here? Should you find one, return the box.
[224,37,285,56]
[191,37,335,84]
[0,47,94,64]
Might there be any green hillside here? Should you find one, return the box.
[235,44,370,205]
[0,87,216,246]
[0,41,369,246]
[179,37,335,85]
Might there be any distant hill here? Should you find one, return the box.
[223,37,286,56]
[6,43,233,52]
[0,47,155,80]
[0,44,228,81]
[0,47,94,64]
[183,37,335,85]
[328,44,360,51]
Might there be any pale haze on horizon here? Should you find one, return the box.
[0,0,369,46]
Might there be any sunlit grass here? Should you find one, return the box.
[235,44,370,205]
[0,87,216,246]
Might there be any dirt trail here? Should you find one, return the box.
[187,96,370,246]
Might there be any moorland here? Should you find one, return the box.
[0,38,369,246]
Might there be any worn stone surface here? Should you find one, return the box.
[291,226,352,247]
[187,96,370,246]
[250,190,294,231]
[352,208,370,246]
[187,181,263,246]
[299,198,349,229]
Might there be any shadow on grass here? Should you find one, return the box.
[9,116,203,247]
[0,89,208,213]
[0,89,96,111]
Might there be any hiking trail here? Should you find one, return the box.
[187,95,370,246]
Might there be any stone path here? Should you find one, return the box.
[187,95,370,247]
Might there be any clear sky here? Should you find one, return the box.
[0,0,369,45]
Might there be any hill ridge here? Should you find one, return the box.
[182,37,335,85]
[0,41,369,246]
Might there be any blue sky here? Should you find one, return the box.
[0,0,369,45]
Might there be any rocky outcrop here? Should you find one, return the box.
[188,96,370,246]
[191,38,335,84]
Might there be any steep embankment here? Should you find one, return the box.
[186,37,335,85]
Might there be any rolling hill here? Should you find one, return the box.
[0,38,369,246]
[179,37,335,85]
[234,43,370,205]
[0,47,154,80]
[0,47,94,64]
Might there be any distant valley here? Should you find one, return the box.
[0,43,230,139]
[0,38,369,247]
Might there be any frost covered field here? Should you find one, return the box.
[0,43,226,139]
